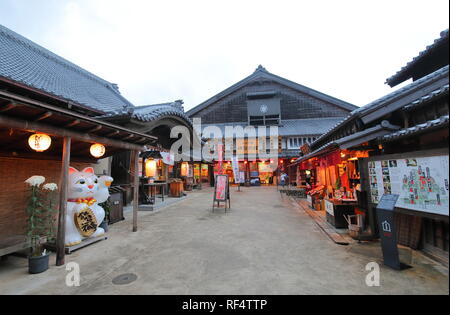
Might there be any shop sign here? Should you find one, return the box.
[239,171,245,183]
[307,195,312,206]
[214,175,228,201]
[231,156,241,183]
[160,152,175,165]
[325,199,334,216]
[300,143,311,155]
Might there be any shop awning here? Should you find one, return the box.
[290,120,400,166]
[0,90,158,158]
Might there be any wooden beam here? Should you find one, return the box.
[122,134,135,141]
[34,111,53,122]
[0,90,157,141]
[106,130,120,137]
[135,137,148,143]
[0,102,17,113]
[132,150,140,232]
[87,125,102,133]
[0,114,146,151]
[56,136,71,266]
[65,119,80,128]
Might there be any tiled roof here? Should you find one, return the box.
[386,29,449,87]
[312,65,449,148]
[186,65,357,117]
[294,121,400,165]
[201,117,345,139]
[403,84,449,111]
[382,115,449,142]
[97,100,192,126]
[279,118,345,136]
[0,24,134,114]
[133,101,192,126]
[359,65,449,117]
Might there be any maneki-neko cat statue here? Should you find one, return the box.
[65,167,113,247]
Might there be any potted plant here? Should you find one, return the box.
[25,176,58,274]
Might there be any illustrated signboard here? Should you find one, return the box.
[213,175,230,211]
[368,155,449,216]
[215,175,228,200]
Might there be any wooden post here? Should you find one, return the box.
[56,136,71,266]
[132,150,140,232]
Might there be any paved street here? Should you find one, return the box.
[0,186,448,295]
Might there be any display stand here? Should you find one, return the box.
[212,175,230,211]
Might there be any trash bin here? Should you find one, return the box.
[108,186,125,224]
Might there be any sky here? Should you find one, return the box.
[0,0,449,111]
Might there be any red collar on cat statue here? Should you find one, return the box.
[67,197,97,206]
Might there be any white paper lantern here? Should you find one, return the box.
[145,159,157,177]
[28,133,52,152]
[90,143,106,158]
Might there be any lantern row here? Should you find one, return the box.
[28,133,106,158]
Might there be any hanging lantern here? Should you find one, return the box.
[181,162,189,177]
[90,143,106,158]
[145,159,157,177]
[28,133,52,152]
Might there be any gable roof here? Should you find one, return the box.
[386,29,449,87]
[0,24,134,114]
[186,65,357,117]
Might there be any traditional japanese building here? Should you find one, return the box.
[0,24,197,263]
[293,29,449,266]
[187,65,357,184]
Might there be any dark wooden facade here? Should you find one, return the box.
[192,79,351,124]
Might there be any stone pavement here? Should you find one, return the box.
[0,186,448,295]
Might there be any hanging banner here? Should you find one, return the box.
[239,171,245,183]
[231,156,241,183]
[160,152,175,165]
[217,143,224,175]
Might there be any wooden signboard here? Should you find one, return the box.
[213,174,230,211]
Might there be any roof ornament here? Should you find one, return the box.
[255,65,267,72]
[172,99,185,112]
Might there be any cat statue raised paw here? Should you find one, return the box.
[65,167,113,247]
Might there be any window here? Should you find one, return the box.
[288,137,302,149]
[249,115,280,126]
